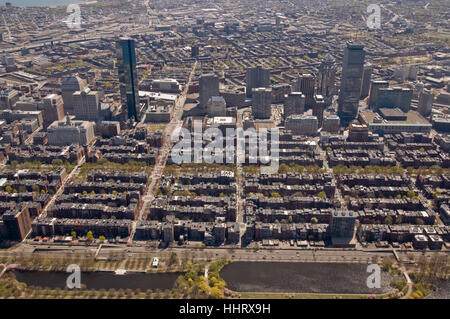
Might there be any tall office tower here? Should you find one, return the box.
[418,89,434,117]
[116,37,140,122]
[368,80,389,110]
[191,45,199,58]
[284,92,305,118]
[294,73,315,109]
[199,74,220,112]
[40,94,65,128]
[360,64,373,99]
[313,94,325,128]
[252,87,272,119]
[246,65,270,98]
[317,54,336,105]
[207,96,227,117]
[61,76,87,115]
[378,87,412,113]
[73,88,100,122]
[338,42,365,124]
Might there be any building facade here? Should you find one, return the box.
[199,74,220,112]
[116,38,140,122]
[252,87,272,119]
[73,88,100,122]
[338,42,365,124]
[246,66,270,98]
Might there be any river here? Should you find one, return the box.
[13,270,181,290]
[220,262,391,294]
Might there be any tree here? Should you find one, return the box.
[5,185,12,193]
[169,252,178,266]
[432,188,442,199]
[86,231,94,241]
[99,236,106,241]
[71,231,77,239]
[384,216,393,225]
[209,286,223,299]
[52,159,63,166]
[270,192,281,198]
[407,190,416,198]
[317,191,327,199]
[310,217,318,224]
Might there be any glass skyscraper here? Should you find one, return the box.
[338,42,365,125]
[116,37,140,122]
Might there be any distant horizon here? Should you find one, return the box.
[3,0,83,7]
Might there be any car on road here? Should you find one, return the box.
[152,257,159,268]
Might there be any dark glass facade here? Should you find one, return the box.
[116,38,140,121]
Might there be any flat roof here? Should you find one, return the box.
[360,110,431,126]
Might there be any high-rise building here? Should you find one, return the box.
[317,54,336,105]
[252,87,272,119]
[0,88,19,110]
[284,92,305,118]
[199,74,219,112]
[368,80,389,110]
[191,45,199,58]
[338,42,365,124]
[116,38,140,122]
[330,211,356,238]
[360,64,373,99]
[61,76,87,115]
[378,87,412,113]
[294,73,315,109]
[47,116,95,146]
[322,114,340,133]
[73,88,100,122]
[418,89,434,117]
[285,114,318,136]
[207,96,227,117]
[313,94,325,128]
[246,66,270,98]
[40,94,65,128]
